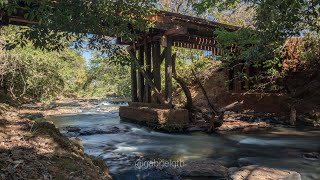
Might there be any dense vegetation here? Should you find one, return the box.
[0,26,132,103]
[0,26,83,103]
[84,54,131,98]
[201,0,319,101]
[0,0,155,51]
[0,0,156,103]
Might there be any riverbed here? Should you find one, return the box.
[44,99,320,180]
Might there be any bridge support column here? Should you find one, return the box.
[131,50,138,102]
[165,36,173,106]
[145,41,152,103]
[138,45,145,102]
[152,41,161,104]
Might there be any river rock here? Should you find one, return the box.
[65,126,81,132]
[228,165,301,180]
[216,156,237,167]
[167,160,228,178]
[237,157,256,167]
[79,126,130,136]
[238,114,253,122]
[21,103,42,109]
[0,132,7,142]
[283,149,302,157]
[24,113,44,120]
[297,115,316,127]
[186,126,207,132]
[258,122,268,128]
[217,120,269,132]
[47,102,58,109]
[302,152,319,161]
[79,129,111,135]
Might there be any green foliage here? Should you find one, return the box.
[215,28,262,65]
[1,48,63,100]
[193,0,319,41]
[0,0,156,52]
[0,25,133,103]
[0,26,88,103]
[1,46,63,102]
[193,0,319,91]
[160,48,212,91]
[57,50,88,97]
[173,47,213,82]
[158,0,196,15]
[211,5,256,27]
[82,54,131,98]
[255,0,320,42]
[300,32,320,69]
[193,0,241,13]
[215,28,282,91]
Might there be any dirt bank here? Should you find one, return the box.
[188,61,320,130]
[0,103,112,180]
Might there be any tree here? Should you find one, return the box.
[84,54,131,98]
[192,0,319,90]
[0,0,156,52]
[211,3,256,27]
[193,0,320,41]
[0,26,88,103]
[193,0,320,120]
[159,0,197,15]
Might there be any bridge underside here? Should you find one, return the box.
[117,11,239,130]
[118,11,238,106]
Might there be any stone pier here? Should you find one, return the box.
[119,102,189,132]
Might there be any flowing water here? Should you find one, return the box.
[45,99,320,180]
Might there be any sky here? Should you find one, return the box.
[82,50,92,62]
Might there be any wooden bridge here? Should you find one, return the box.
[117,11,242,130]
[117,11,238,107]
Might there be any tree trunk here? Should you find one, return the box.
[165,37,173,106]
[172,53,193,111]
[290,105,296,126]
[191,69,220,114]
[191,69,243,131]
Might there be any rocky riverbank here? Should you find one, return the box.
[188,110,320,133]
[0,103,112,180]
[165,160,302,180]
[1,98,318,179]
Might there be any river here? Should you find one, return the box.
[44,99,320,180]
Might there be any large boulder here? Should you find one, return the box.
[228,165,301,180]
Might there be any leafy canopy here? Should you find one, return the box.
[0,26,88,102]
[188,0,319,93]
[193,0,319,41]
[0,0,156,51]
